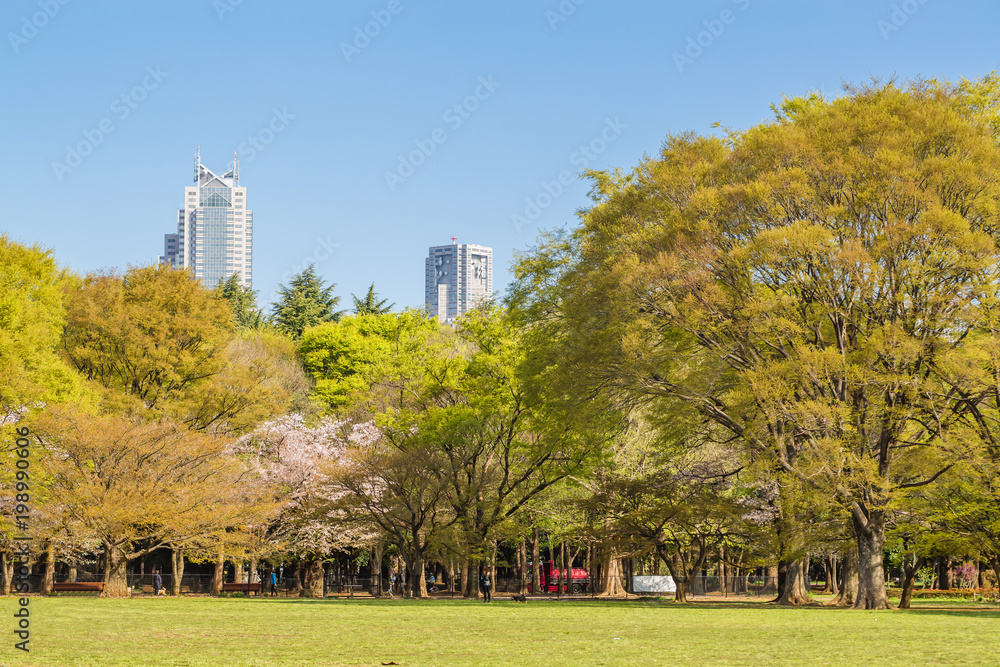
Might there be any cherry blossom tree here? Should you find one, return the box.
[235,414,381,596]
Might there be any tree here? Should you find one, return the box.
[29,406,255,597]
[0,235,84,414]
[235,414,381,597]
[298,311,437,411]
[351,283,394,315]
[218,272,267,330]
[62,265,231,411]
[272,265,342,338]
[324,420,451,599]
[63,265,301,434]
[184,330,311,435]
[510,78,1000,609]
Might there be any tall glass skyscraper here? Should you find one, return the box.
[424,240,493,323]
[160,149,253,289]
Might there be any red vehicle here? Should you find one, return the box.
[528,560,590,594]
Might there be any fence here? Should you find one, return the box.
[6,573,807,599]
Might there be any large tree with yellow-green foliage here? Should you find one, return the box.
[510,77,1000,609]
[28,405,265,597]
[62,264,307,434]
[0,235,83,413]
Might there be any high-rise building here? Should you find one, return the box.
[160,148,253,289]
[425,240,493,323]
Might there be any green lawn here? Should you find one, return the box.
[1,596,998,666]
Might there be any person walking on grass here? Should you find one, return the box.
[480,567,492,603]
[270,570,278,596]
[153,570,163,596]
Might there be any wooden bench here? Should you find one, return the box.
[222,582,261,594]
[53,582,104,593]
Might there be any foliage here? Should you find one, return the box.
[0,235,84,412]
[235,414,381,557]
[298,310,438,411]
[218,272,267,330]
[351,283,394,315]
[271,265,342,338]
[28,404,262,595]
[62,264,232,411]
[509,77,1000,609]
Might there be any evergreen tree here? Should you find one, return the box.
[351,283,394,315]
[271,265,342,338]
[218,272,266,330]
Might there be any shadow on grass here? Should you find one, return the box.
[207,596,1000,617]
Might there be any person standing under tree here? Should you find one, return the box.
[480,567,492,603]
[153,570,163,596]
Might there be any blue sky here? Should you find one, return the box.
[2,0,997,311]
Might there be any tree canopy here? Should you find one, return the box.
[272,265,342,338]
[351,283,394,315]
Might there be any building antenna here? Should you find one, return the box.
[233,150,239,186]
[194,145,200,184]
[451,236,457,245]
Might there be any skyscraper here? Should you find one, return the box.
[425,240,493,323]
[160,148,253,289]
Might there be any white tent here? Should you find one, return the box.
[632,576,676,594]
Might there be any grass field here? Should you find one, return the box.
[1,596,998,666]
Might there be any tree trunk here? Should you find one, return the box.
[827,547,858,606]
[460,557,469,598]
[0,553,9,595]
[531,528,541,594]
[898,556,925,609]
[464,558,479,599]
[557,541,565,598]
[564,541,572,594]
[67,563,78,584]
[776,558,811,605]
[412,550,425,599]
[518,539,528,595]
[852,513,891,610]
[587,544,595,595]
[101,544,130,598]
[41,542,55,595]
[373,545,383,597]
[597,553,626,597]
[822,555,839,595]
[212,553,224,596]
[304,559,324,598]
[664,559,691,603]
[719,544,727,596]
[938,557,953,591]
[234,560,244,586]
[988,555,1000,591]
[171,548,185,596]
